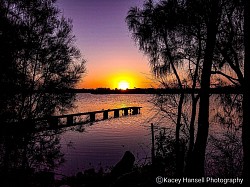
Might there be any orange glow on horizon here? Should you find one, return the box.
[110,73,136,89]
[76,69,154,89]
[118,81,130,90]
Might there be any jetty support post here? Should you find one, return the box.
[114,109,119,118]
[103,111,108,120]
[67,115,74,126]
[90,112,95,122]
[131,107,139,115]
[124,108,129,116]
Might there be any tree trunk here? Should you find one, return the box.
[186,95,199,174]
[190,0,220,177]
[176,92,184,177]
[243,0,250,184]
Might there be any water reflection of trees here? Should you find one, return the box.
[214,94,242,131]
[151,93,243,177]
[207,132,242,178]
[206,94,242,177]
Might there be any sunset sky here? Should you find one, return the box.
[57,0,155,89]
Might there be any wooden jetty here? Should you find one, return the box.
[1,107,142,135]
[47,106,142,129]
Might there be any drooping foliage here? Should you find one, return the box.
[0,0,86,122]
[126,0,244,177]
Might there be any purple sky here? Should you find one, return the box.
[56,0,154,88]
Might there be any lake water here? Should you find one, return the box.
[55,94,161,177]
[55,93,242,178]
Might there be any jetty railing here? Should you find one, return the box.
[47,106,142,129]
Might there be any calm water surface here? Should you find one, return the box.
[55,93,240,177]
[56,94,160,177]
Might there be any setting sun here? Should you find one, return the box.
[118,81,130,90]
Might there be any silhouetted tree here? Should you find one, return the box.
[212,0,244,86]
[0,0,86,185]
[188,0,222,177]
[126,0,187,176]
[0,0,85,123]
[127,0,245,178]
[127,0,220,177]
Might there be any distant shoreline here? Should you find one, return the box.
[65,87,243,94]
[9,87,243,94]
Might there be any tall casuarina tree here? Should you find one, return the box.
[189,0,222,177]
[0,0,86,124]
